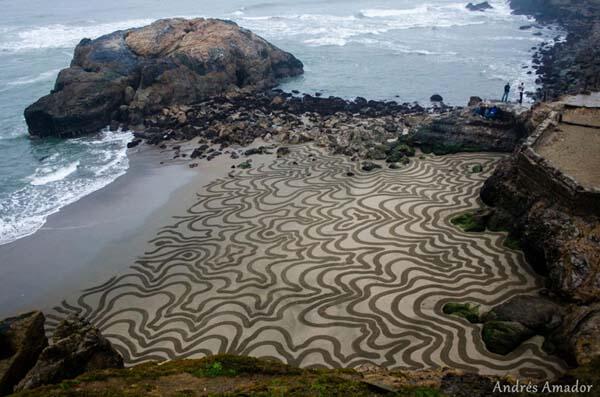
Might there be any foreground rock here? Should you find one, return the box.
[10,353,600,396]
[24,18,303,137]
[0,312,47,396]
[15,315,123,391]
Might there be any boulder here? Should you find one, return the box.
[0,312,47,396]
[15,315,123,391]
[482,295,563,334]
[430,94,444,102]
[24,18,303,137]
[544,304,600,366]
[466,2,493,12]
[468,96,483,107]
[482,321,535,355]
[361,161,382,172]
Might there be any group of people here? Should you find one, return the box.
[472,82,525,119]
[502,81,525,104]
[473,102,500,119]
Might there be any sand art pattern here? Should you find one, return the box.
[48,145,565,377]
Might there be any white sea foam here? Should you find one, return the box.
[0,129,132,245]
[0,19,154,52]
[236,1,520,50]
[6,69,61,86]
[29,161,80,186]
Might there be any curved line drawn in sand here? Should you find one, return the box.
[48,144,565,378]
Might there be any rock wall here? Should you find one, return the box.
[480,100,600,304]
[410,105,527,154]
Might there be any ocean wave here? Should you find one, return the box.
[0,129,132,245]
[6,68,61,87]
[29,160,80,186]
[0,19,154,52]
[236,1,520,49]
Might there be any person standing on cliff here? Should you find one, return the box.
[502,82,511,102]
[518,82,525,104]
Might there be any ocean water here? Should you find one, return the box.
[0,0,560,245]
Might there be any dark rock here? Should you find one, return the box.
[466,2,493,12]
[467,96,483,107]
[482,296,563,334]
[543,304,600,366]
[276,147,290,158]
[16,315,123,391]
[190,144,210,159]
[24,18,303,138]
[482,321,535,355]
[126,138,142,148]
[244,146,269,156]
[411,106,524,154]
[361,161,382,172]
[0,312,47,396]
[430,94,444,102]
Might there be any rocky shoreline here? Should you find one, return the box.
[510,0,600,100]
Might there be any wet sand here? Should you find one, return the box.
[0,142,272,318]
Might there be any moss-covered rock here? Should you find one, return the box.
[482,321,535,355]
[10,354,454,397]
[362,161,382,172]
[386,143,415,163]
[471,163,483,173]
[450,213,487,232]
[442,303,480,323]
[482,296,563,335]
[238,160,252,169]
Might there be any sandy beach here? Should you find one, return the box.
[0,142,275,318]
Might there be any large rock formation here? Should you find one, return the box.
[15,315,123,391]
[24,18,303,138]
[0,312,47,396]
[480,101,600,303]
[409,105,526,154]
[478,97,600,365]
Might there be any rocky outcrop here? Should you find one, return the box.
[477,97,600,365]
[15,315,123,391]
[409,105,526,154]
[479,296,563,355]
[24,18,303,137]
[0,312,47,396]
[480,151,600,303]
[466,2,493,12]
[129,91,436,162]
[544,304,600,366]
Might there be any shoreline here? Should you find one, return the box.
[0,145,196,317]
[0,139,277,318]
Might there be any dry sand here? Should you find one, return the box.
[535,123,600,190]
